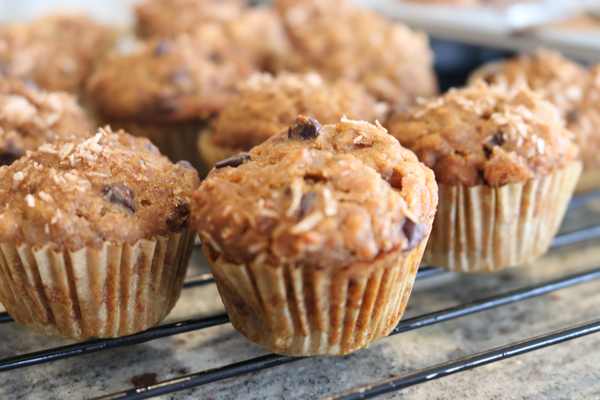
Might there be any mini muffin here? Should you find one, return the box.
[0,76,91,165]
[86,33,257,171]
[275,0,437,106]
[0,14,115,95]
[135,0,245,38]
[191,116,438,356]
[0,128,199,339]
[198,72,389,169]
[568,65,600,192]
[387,82,581,273]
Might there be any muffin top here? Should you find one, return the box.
[275,0,436,106]
[468,49,590,118]
[87,33,257,122]
[386,82,579,187]
[209,72,389,151]
[0,14,115,94]
[0,128,200,251]
[0,76,91,165]
[135,0,245,38]
[568,65,600,170]
[192,116,438,270]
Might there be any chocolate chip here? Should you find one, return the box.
[299,191,317,217]
[215,153,251,169]
[387,105,408,121]
[566,109,579,124]
[20,78,38,90]
[168,203,190,228]
[153,41,170,57]
[155,96,181,114]
[491,132,504,146]
[102,183,136,212]
[288,115,321,140]
[144,142,160,155]
[402,219,425,251]
[0,62,10,76]
[210,53,223,63]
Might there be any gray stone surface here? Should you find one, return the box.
[2,202,600,399]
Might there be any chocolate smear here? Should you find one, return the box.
[102,183,136,212]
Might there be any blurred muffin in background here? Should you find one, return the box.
[0,14,115,95]
[0,75,91,166]
[135,0,291,72]
[198,72,389,170]
[87,33,257,170]
[274,0,437,106]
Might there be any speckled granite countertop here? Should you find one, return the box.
[2,200,600,400]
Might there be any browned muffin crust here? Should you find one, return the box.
[468,49,590,118]
[87,33,258,122]
[136,0,245,38]
[386,82,579,187]
[0,128,200,251]
[209,72,388,151]
[569,65,600,170]
[274,0,437,106]
[0,76,91,165]
[0,14,115,95]
[192,116,438,269]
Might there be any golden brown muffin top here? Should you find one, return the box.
[0,128,200,251]
[136,0,245,38]
[275,0,436,106]
[468,49,590,117]
[0,13,115,95]
[0,76,91,166]
[568,65,600,170]
[209,72,389,151]
[386,82,579,187]
[192,116,438,270]
[86,33,258,122]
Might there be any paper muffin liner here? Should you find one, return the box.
[424,161,582,273]
[101,119,206,173]
[197,130,243,175]
[575,169,600,194]
[202,218,432,357]
[0,228,195,339]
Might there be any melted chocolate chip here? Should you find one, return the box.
[153,41,170,57]
[0,62,10,76]
[144,142,160,155]
[215,153,251,169]
[402,219,426,251]
[566,109,579,124]
[102,183,136,212]
[491,132,505,146]
[130,373,158,387]
[288,115,321,140]
[167,203,190,229]
[299,191,317,217]
[210,53,223,63]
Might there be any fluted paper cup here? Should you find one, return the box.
[424,161,582,273]
[202,218,433,357]
[0,228,195,339]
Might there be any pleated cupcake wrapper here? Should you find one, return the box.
[197,130,243,175]
[575,168,600,194]
[424,161,582,273]
[203,222,432,356]
[100,119,206,173]
[0,228,195,339]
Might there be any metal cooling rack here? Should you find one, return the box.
[2,190,600,399]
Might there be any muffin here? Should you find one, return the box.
[0,76,91,166]
[0,13,115,95]
[198,72,389,169]
[135,0,245,39]
[191,116,438,356]
[136,0,291,73]
[0,128,199,339]
[387,82,581,273]
[86,33,257,171]
[468,49,598,192]
[275,0,437,106]
[568,65,600,192]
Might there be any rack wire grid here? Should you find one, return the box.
[2,189,600,399]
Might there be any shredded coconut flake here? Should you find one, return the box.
[38,191,53,203]
[25,194,35,208]
[13,171,25,181]
[290,212,324,235]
